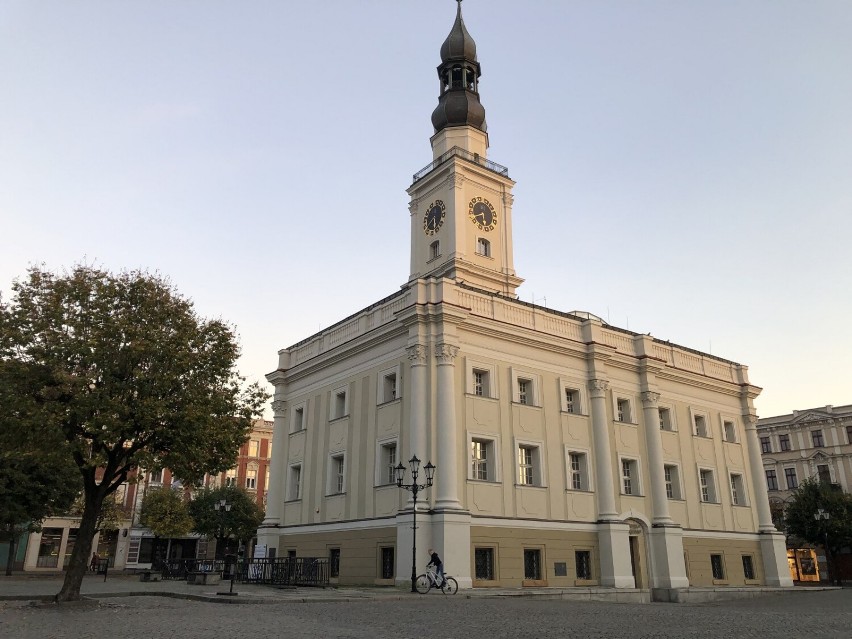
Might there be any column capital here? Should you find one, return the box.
[448,172,465,190]
[742,414,759,429]
[588,378,610,397]
[271,400,287,419]
[640,391,660,407]
[406,343,428,366]
[434,343,459,365]
[408,199,418,214]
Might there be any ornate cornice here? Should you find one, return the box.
[406,343,428,366]
[434,343,459,365]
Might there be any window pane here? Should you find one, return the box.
[475,548,494,580]
[523,549,541,580]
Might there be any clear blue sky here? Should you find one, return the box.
[2,1,850,419]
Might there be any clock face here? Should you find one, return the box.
[468,196,497,231]
[423,200,446,235]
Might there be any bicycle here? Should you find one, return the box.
[415,565,458,594]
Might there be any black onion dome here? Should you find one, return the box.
[431,1,486,134]
[440,2,477,62]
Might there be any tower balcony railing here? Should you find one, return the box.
[412,146,509,183]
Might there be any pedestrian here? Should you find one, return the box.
[427,548,444,587]
[90,551,99,572]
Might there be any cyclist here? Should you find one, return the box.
[427,548,445,587]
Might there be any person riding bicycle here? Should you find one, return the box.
[427,548,444,587]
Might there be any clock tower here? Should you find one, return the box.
[407,1,523,297]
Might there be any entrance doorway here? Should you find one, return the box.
[627,519,647,588]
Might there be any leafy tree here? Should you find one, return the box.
[139,487,194,565]
[784,477,852,585]
[189,486,264,557]
[68,493,129,532]
[0,265,268,600]
[0,451,80,576]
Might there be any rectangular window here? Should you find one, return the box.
[760,436,772,453]
[659,407,673,431]
[148,469,163,484]
[621,459,639,495]
[518,379,530,405]
[382,373,397,402]
[225,468,237,487]
[382,442,397,485]
[246,468,257,490]
[723,421,736,442]
[293,406,304,433]
[817,464,831,484]
[473,369,489,397]
[711,554,725,580]
[518,445,535,485]
[248,440,259,457]
[811,430,824,448]
[476,237,491,257]
[523,549,542,580]
[475,548,495,580]
[742,555,756,580]
[334,391,347,419]
[380,547,394,579]
[693,415,708,437]
[331,454,345,494]
[847,425,852,444]
[568,452,588,491]
[430,240,440,260]
[329,548,340,578]
[765,469,778,491]
[664,464,681,499]
[564,388,579,414]
[471,439,491,481]
[779,434,791,451]
[575,550,592,580]
[784,467,798,490]
[288,465,302,501]
[730,473,745,505]
[616,398,631,423]
[699,469,716,503]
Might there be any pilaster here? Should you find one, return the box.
[588,378,618,520]
[434,342,462,510]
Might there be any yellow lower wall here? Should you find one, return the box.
[682,536,763,586]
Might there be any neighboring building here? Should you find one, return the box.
[257,4,791,596]
[757,404,852,582]
[23,419,271,572]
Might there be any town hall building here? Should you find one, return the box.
[257,2,792,597]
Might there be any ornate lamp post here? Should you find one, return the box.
[214,498,239,595]
[395,456,436,593]
[814,508,831,585]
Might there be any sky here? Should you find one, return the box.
[1,1,850,420]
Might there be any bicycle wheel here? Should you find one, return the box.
[441,577,458,595]
[415,574,431,594]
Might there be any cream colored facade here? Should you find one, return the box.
[757,404,852,502]
[258,5,791,596]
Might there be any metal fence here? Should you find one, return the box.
[161,559,226,580]
[239,557,330,587]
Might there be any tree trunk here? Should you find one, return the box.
[4,532,15,576]
[55,491,103,602]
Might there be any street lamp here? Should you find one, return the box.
[214,499,238,596]
[814,508,831,585]
[395,456,436,593]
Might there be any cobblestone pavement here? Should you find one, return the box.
[1,589,850,639]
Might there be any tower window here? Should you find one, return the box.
[476,237,491,257]
[430,240,440,260]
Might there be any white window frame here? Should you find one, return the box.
[565,447,592,492]
[611,391,637,424]
[514,438,545,487]
[330,385,349,420]
[327,452,346,495]
[476,237,491,257]
[467,431,501,482]
[290,402,307,434]
[246,466,258,490]
[510,368,540,407]
[559,377,587,415]
[248,440,260,457]
[658,405,676,431]
[619,457,642,496]
[663,463,682,500]
[721,415,738,443]
[429,240,440,260]
[466,358,498,399]
[729,472,747,506]
[224,468,237,488]
[287,464,302,501]
[690,408,711,438]
[698,467,718,503]
[377,364,402,405]
[375,437,399,486]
